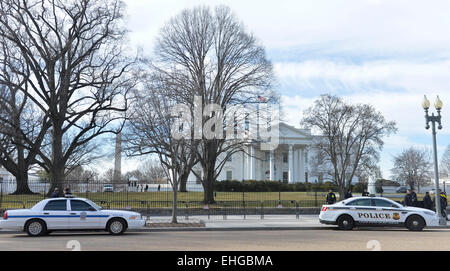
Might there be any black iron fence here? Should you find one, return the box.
[0,179,408,217]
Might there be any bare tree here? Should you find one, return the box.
[391,147,432,190]
[0,0,138,195]
[302,94,397,198]
[153,6,275,204]
[0,39,51,194]
[123,77,198,223]
[66,165,99,182]
[441,145,450,178]
[140,158,167,184]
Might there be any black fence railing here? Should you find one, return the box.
[0,180,414,217]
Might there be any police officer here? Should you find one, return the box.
[423,192,433,210]
[326,189,337,204]
[411,188,418,207]
[344,189,353,199]
[50,188,59,198]
[403,189,413,206]
[440,190,448,220]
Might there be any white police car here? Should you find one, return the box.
[0,197,146,236]
[319,196,440,231]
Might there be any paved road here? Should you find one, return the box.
[2,228,450,251]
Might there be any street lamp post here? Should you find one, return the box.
[422,95,446,225]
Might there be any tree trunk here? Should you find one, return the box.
[12,165,33,195]
[47,126,65,197]
[172,186,178,224]
[12,145,34,195]
[202,162,216,204]
[179,170,189,192]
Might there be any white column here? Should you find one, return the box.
[296,149,300,182]
[241,150,245,181]
[270,150,275,181]
[250,144,256,180]
[300,148,305,182]
[293,148,297,182]
[288,145,294,183]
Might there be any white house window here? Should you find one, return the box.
[282,153,288,163]
[226,171,233,180]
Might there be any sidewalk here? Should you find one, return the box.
[144,215,330,231]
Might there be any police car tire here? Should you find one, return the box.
[406,215,425,231]
[337,215,354,230]
[107,218,126,235]
[25,219,47,237]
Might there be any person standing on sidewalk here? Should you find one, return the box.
[361,189,369,197]
[344,189,353,199]
[326,190,337,204]
[423,192,433,210]
[403,189,413,206]
[411,188,418,207]
[440,190,448,220]
[50,188,60,198]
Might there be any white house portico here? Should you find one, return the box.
[187,123,315,185]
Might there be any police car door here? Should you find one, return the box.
[42,199,70,229]
[372,198,404,225]
[345,198,377,225]
[68,199,101,229]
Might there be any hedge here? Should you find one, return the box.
[215,180,339,192]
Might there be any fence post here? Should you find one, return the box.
[185,201,189,220]
[85,180,88,199]
[0,182,3,209]
[314,190,318,207]
[260,201,264,220]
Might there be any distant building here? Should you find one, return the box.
[0,166,15,182]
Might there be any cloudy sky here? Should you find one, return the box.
[111,0,450,178]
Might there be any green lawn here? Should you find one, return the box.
[0,191,411,209]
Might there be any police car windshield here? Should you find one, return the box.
[84,199,103,210]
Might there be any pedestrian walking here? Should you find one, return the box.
[326,189,337,205]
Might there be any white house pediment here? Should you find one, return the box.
[278,123,311,138]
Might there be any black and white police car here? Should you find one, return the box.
[0,196,146,236]
[319,196,440,231]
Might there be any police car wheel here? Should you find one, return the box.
[337,215,354,230]
[25,219,47,237]
[107,218,126,235]
[406,215,425,231]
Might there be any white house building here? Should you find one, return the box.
[187,123,328,188]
